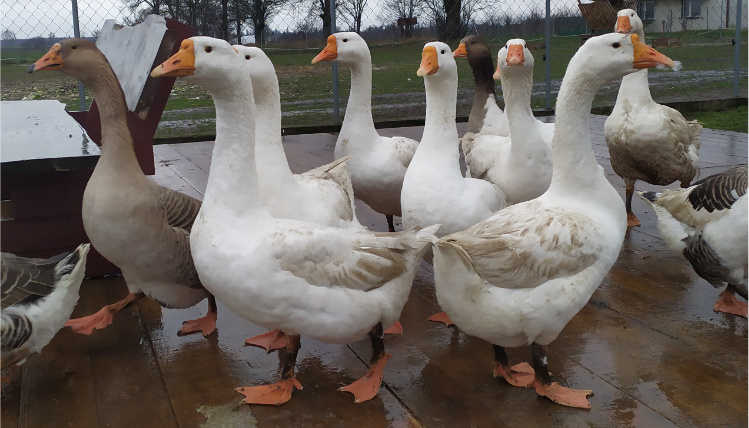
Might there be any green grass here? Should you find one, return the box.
[685,104,748,133]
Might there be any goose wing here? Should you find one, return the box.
[441,203,604,289]
[1,252,67,309]
[152,184,202,232]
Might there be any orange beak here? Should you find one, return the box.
[151,39,196,77]
[616,16,632,33]
[453,43,467,58]
[29,43,63,73]
[506,45,524,66]
[632,34,674,69]
[417,46,439,76]
[493,58,500,80]
[312,35,338,64]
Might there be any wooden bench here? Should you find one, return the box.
[652,37,682,48]
[1,16,194,276]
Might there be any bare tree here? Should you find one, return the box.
[229,0,251,44]
[382,0,417,37]
[419,0,488,40]
[339,0,368,32]
[2,29,16,40]
[247,0,288,44]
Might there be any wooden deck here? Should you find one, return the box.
[2,116,747,427]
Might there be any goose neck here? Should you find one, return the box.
[84,64,142,174]
[547,65,604,192]
[339,59,377,138]
[204,84,262,214]
[252,74,296,188]
[502,70,543,155]
[616,69,653,105]
[417,73,460,171]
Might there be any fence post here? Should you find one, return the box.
[331,0,340,123]
[71,0,86,111]
[544,0,551,109]
[733,0,742,97]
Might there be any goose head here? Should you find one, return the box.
[615,9,646,40]
[29,38,107,78]
[151,36,242,91]
[311,32,369,65]
[567,33,673,86]
[493,38,534,80]
[454,35,493,63]
[233,45,275,92]
[417,42,456,79]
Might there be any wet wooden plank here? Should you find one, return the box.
[0,364,22,428]
[82,277,178,428]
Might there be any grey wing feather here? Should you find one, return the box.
[153,185,202,232]
[682,232,732,288]
[688,166,747,213]
[1,252,67,309]
[1,312,32,351]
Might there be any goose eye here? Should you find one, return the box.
[342,38,348,42]
[71,44,77,50]
[441,49,445,54]
[612,42,621,48]
[245,54,251,60]
[205,46,212,53]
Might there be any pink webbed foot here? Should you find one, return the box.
[383,321,403,335]
[493,362,535,387]
[339,353,392,403]
[427,312,454,327]
[714,289,748,317]
[244,330,288,353]
[236,377,302,406]
[65,292,143,335]
[626,212,641,228]
[532,380,593,409]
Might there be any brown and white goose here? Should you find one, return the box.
[30,39,217,337]
[604,9,702,227]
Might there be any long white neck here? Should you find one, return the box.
[252,71,297,192]
[203,83,261,215]
[501,68,544,157]
[547,61,607,194]
[417,71,461,173]
[339,59,379,141]
[616,69,653,105]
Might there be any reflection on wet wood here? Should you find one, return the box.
[2,117,746,427]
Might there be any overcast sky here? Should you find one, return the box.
[2,0,579,40]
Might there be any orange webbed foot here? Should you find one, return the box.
[383,321,403,335]
[493,362,535,387]
[533,381,593,409]
[178,312,217,337]
[65,292,142,335]
[244,330,288,353]
[236,377,302,406]
[626,212,641,228]
[427,312,454,327]
[714,290,748,317]
[339,353,392,403]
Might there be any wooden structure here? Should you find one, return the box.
[0,16,194,277]
[2,119,746,427]
[577,0,637,43]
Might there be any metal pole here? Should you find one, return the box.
[71,0,86,111]
[544,0,551,109]
[733,0,742,97]
[330,0,340,123]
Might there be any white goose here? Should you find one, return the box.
[152,37,437,406]
[604,9,702,227]
[402,42,507,327]
[432,33,675,409]
[402,41,507,236]
[639,166,747,317]
[234,45,359,231]
[312,32,419,232]
[2,244,90,378]
[31,39,217,337]
[458,39,553,204]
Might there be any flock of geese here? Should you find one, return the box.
[1,9,746,411]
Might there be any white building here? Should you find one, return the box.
[635,0,748,33]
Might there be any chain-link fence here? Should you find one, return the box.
[2,0,747,139]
